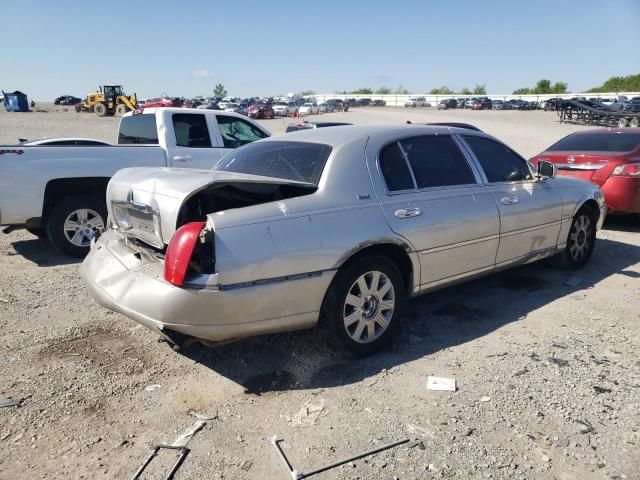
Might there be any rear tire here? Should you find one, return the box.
[94,103,107,117]
[320,255,405,356]
[46,195,107,258]
[630,117,639,128]
[618,117,628,128]
[554,207,597,269]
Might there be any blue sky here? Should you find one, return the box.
[1,0,639,100]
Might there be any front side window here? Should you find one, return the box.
[463,135,532,183]
[172,113,211,148]
[217,116,268,148]
[398,135,476,188]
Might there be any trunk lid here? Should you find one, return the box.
[533,151,627,186]
[107,167,314,248]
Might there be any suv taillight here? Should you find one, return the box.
[611,164,640,177]
[164,222,206,286]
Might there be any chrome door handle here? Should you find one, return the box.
[394,207,422,218]
[172,155,192,162]
[500,195,519,205]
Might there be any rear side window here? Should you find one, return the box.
[215,141,331,185]
[172,113,211,148]
[463,135,532,183]
[379,142,414,191]
[548,133,640,152]
[399,135,476,188]
[118,114,159,144]
[217,115,267,148]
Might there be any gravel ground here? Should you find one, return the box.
[0,106,639,480]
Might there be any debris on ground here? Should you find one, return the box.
[0,398,23,408]
[480,395,491,402]
[426,376,456,391]
[286,398,326,428]
[564,276,584,287]
[145,384,161,392]
[172,421,206,447]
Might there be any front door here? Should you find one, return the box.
[368,134,500,288]
[460,134,563,265]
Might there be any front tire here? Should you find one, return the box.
[115,104,128,115]
[556,207,597,269]
[46,196,107,257]
[321,255,404,356]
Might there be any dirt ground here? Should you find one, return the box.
[0,106,639,480]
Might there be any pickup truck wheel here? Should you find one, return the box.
[321,255,404,356]
[555,207,597,270]
[94,103,107,117]
[46,196,107,257]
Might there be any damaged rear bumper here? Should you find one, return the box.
[80,229,335,343]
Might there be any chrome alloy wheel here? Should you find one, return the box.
[569,213,593,262]
[343,271,395,344]
[63,209,105,247]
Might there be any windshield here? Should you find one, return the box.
[214,141,332,185]
[548,133,640,152]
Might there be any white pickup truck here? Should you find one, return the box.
[0,108,270,256]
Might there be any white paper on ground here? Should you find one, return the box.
[426,376,456,391]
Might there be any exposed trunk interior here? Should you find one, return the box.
[176,181,316,227]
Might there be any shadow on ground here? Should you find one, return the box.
[10,236,80,266]
[177,237,640,395]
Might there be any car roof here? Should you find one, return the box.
[567,128,640,135]
[264,124,481,146]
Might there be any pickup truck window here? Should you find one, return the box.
[118,115,159,144]
[172,113,212,148]
[217,115,268,149]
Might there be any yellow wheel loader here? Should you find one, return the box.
[82,85,137,117]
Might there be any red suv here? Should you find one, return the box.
[530,129,640,215]
[248,103,275,119]
[140,97,182,108]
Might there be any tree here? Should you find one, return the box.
[375,86,392,94]
[351,87,373,94]
[551,82,568,94]
[533,79,551,94]
[213,83,227,98]
[395,85,410,94]
[473,84,487,95]
[429,86,454,95]
[459,87,472,95]
[512,87,532,95]
[513,78,568,95]
[586,74,640,93]
[301,90,316,96]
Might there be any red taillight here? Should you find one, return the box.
[164,222,206,286]
[611,164,640,177]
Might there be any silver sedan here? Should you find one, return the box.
[82,125,606,355]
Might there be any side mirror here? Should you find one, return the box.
[537,160,557,179]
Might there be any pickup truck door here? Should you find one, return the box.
[460,134,563,266]
[163,111,227,169]
[368,134,500,289]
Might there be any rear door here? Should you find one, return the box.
[166,112,226,169]
[461,134,563,266]
[368,134,500,288]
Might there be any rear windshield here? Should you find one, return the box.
[214,141,331,185]
[118,114,159,144]
[548,133,640,152]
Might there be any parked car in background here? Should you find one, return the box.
[371,100,387,107]
[456,98,469,108]
[248,103,275,119]
[298,102,319,115]
[404,96,428,107]
[531,128,640,216]
[54,95,82,106]
[544,98,564,111]
[355,98,372,107]
[54,95,78,105]
[437,99,457,110]
[82,124,605,356]
[285,121,353,133]
[273,102,298,116]
[18,138,111,146]
[623,99,640,113]
[183,99,203,109]
[318,102,334,113]
[223,102,242,114]
[197,100,220,110]
[141,97,182,108]
[0,108,270,256]
[492,100,510,110]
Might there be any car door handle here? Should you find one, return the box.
[395,207,422,218]
[172,155,192,162]
[500,195,519,205]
